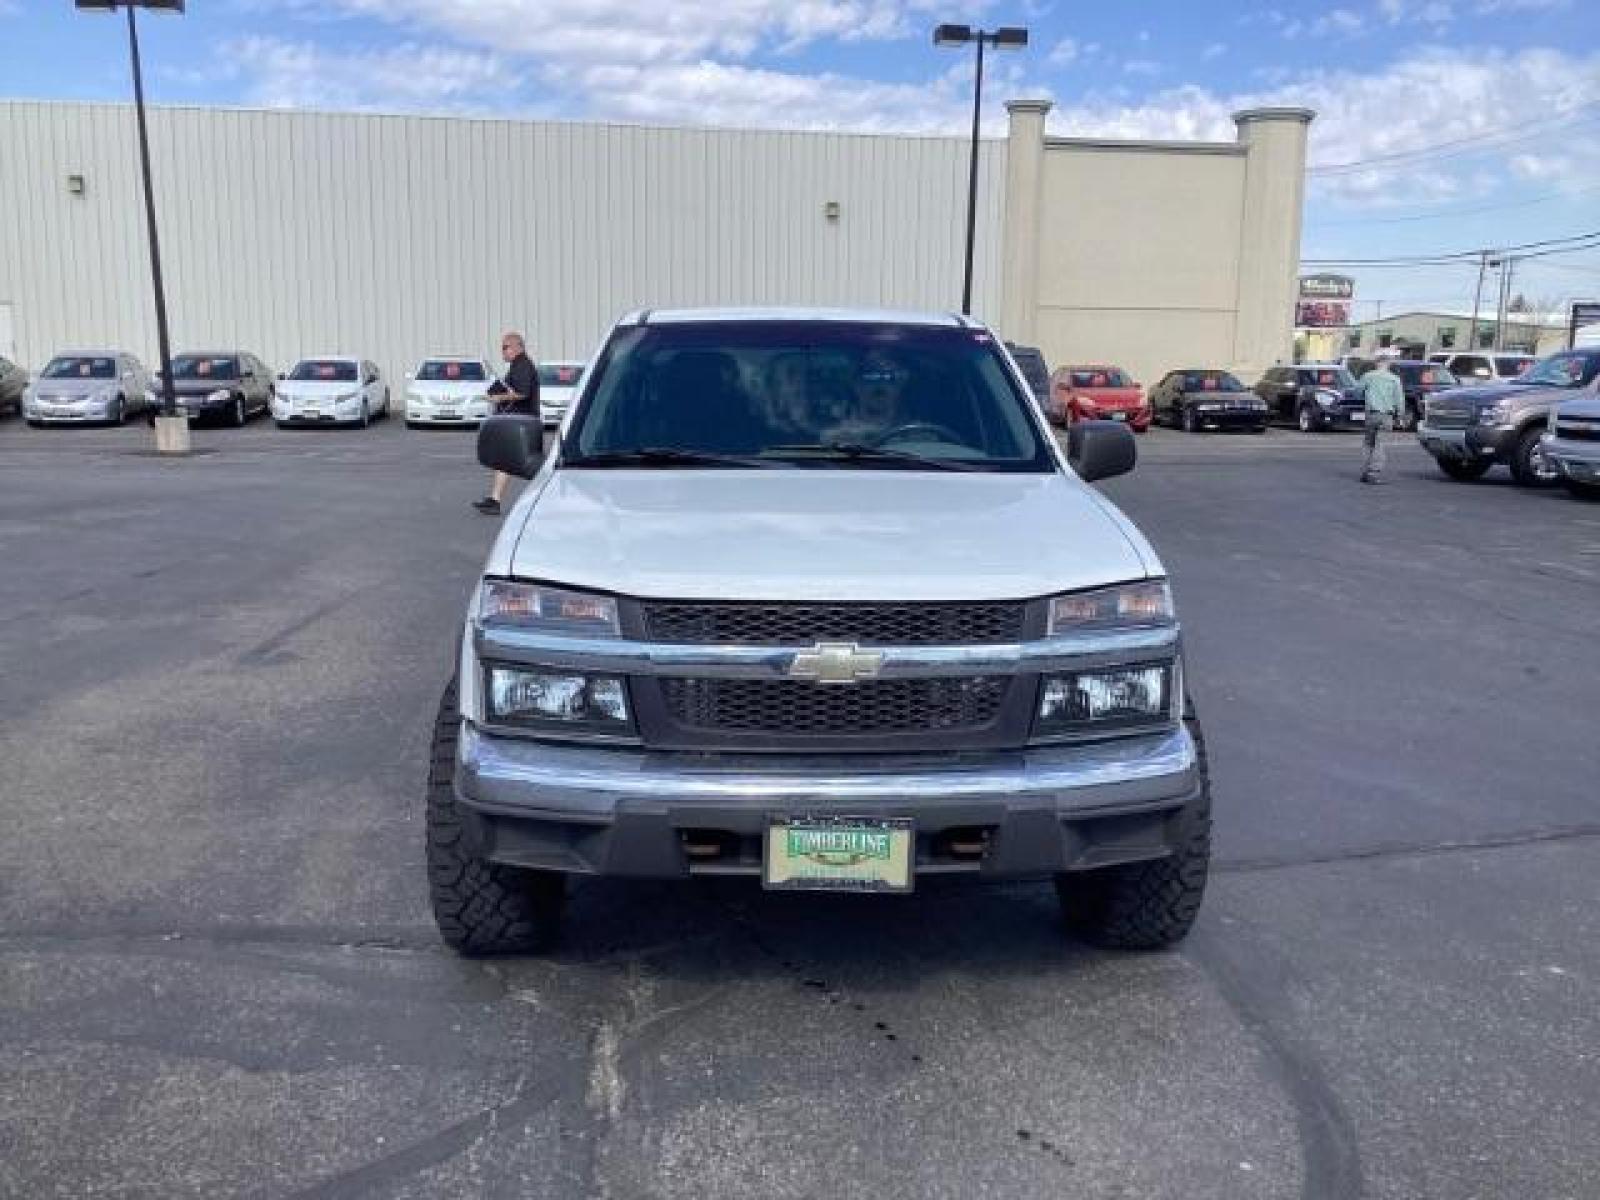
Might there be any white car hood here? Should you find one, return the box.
[506,469,1157,601]
[279,380,360,398]
[541,384,580,405]
[409,381,489,399]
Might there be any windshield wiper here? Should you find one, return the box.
[563,447,780,469]
[763,442,981,472]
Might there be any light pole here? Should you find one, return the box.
[75,0,187,453]
[934,23,1028,315]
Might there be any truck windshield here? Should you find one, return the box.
[567,322,1054,472]
[1513,351,1600,389]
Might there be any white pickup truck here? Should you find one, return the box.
[429,308,1210,954]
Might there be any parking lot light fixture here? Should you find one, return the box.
[75,0,187,452]
[934,22,1029,315]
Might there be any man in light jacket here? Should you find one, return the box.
[1357,356,1406,484]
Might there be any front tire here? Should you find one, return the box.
[111,396,126,426]
[232,396,247,427]
[1182,407,1198,434]
[1509,426,1559,487]
[358,400,370,429]
[1436,457,1491,482]
[1055,698,1211,950]
[1296,403,1316,433]
[1564,479,1600,501]
[426,681,565,955]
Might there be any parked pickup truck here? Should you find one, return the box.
[1418,349,1600,485]
[1540,375,1600,501]
[431,308,1210,955]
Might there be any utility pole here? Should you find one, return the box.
[1491,257,1515,352]
[1467,250,1489,353]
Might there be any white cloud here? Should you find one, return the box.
[1123,59,1163,77]
[1475,0,1569,11]
[1202,43,1228,61]
[1311,8,1366,36]
[1378,0,1455,22]
[1048,38,1079,66]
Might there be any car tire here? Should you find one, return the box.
[1250,424,1267,434]
[1436,457,1491,482]
[358,400,370,430]
[1509,425,1559,488]
[1563,479,1600,501]
[1296,403,1316,433]
[1182,407,1198,434]
[405,420,422,431]
[232,396,247,427]
[426,680,565,955]
[1056,697,1210,950]
[111,396,125,426]
[275,420,291,431]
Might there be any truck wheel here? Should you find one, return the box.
[1564,479,1600,502]
[1509,426,1559,487]
[426,680,565,954]
[1055,698,1211,950]
[1436,457,1490,482]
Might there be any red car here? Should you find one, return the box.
[1049,365,1151,432]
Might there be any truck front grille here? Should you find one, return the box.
[642,601,1026,646]
[660,676,1009,736]
[1555,423,1600,443]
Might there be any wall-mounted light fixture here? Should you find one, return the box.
[67,174,86,195]
[823,201,841,222]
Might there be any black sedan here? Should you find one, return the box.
[1254,363,1365,432]
[149,351,276,427]
[1150,369,1268,433]
[1387,360,1459,430]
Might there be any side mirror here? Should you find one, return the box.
[1068,420,1136,483]
[477,414,545,479]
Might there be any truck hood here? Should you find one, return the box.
[507,469,1156,601]
[1554,394,1600,420]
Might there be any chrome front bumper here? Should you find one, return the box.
[454,722,1203,878]
[1542,435,1600,481]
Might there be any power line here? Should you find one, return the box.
[1302,229,1600,267]
[1306,182,1600,228]
[1308,98,1600,175]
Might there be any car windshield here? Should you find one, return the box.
[42,356,115,380]
[1181,371,1246,392]
[290,360,358,382]
[170,355,239,380]
[418,360,487,381]
[1302,367,1357,388]
[1512,352,1600,389]
[1495,356,1532,377]
[539,364,587,387]
[567,321,1053,472]
[1071,367,1132,388]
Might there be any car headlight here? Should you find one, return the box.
[478,580,620,638]
[1478,401,1511,425]
[1048,580,1174,635]
[340,391,363,404]
[1197,402,1222,412]
[1315,389,1339,407]
[1035,663,1177,738]
[485,666,631,731]
[208,389,232,403]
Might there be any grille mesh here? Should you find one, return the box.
[660,677,1008,736]
[642,601,1025,646]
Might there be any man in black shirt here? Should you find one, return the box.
[473,331,541,515]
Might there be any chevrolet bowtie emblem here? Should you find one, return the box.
[788,642,884,684]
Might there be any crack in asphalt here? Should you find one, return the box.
[1217,823,1600,876]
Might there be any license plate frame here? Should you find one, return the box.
[763,815,914,893]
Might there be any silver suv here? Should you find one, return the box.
[1534,351,1600,500]
[1417,350,1595,486]
[430,308,1210,955]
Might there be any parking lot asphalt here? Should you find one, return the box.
[2,415,1597,1200]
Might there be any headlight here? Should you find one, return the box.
[1478,401,1511,425]
[340,390,363,404]
[479,580,620,638]
[1035,663,1176,738]
[1049,580,1174,635]
[1315,389,1339,407]
[207,389,231,403]
[1198,402,1221,412]
[485,666,631,730]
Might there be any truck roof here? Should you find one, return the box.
[620,307,974,328]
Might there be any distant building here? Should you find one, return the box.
[1332,311,1566,359]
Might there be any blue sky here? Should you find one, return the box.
[4,0,1597,315]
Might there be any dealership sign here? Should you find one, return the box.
[1570,301,1600,347]
[1296,275,1354,328]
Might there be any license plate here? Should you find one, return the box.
[764,816,913,892]
[1349,411,1365,422]
[438,410,459,419]
[303,409,321,418]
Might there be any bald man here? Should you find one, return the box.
[473,331,540,515]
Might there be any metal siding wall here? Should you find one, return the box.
[0,101,1005,387]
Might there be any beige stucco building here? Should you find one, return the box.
[0,99,1311,391]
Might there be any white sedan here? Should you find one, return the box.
[405,356,496,428]
[538,361,587,427]
[274,357,390,428]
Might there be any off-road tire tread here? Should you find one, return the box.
[1436,457,1490,481]
[1056,698,1211,950]
[426,681,564,955]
